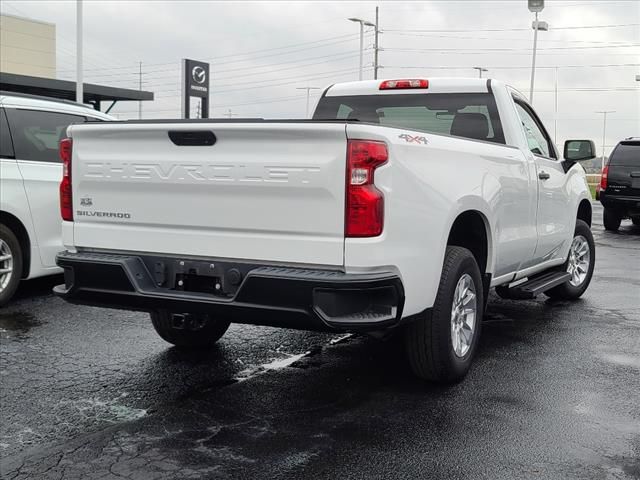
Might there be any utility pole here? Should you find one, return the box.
[76,0,83,104]
[473,67,488,78]
[374,6,380,79]
[554,66,558,146]
[596,110,615,169]
[138,61,142,119]
[296,87,320,118]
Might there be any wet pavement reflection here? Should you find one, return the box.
[0,204,638,479]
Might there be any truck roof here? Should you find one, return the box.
[324,77,507,97]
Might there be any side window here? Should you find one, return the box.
[3,108,86,163]
[0,108,15,158]
[514,102,555,159]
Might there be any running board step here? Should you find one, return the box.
[500,271,571,299]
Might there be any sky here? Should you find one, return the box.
[1,0,639,155]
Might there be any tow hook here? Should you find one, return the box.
[171,313,207,331]
[171,313,186,329]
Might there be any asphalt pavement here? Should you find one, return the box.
[1,203,639,479]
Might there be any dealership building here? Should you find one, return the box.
[0,13,152,111]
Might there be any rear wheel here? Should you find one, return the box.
[603,208,622,231]
[0,224,22,307]
[150,310,230,349]
[546,220,595,300]
[404,246,483,383]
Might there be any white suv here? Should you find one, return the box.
[0,92,112,305]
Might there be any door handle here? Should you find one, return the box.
[630,172,640,178]
[168,130,216,146]
[538,171,550,180]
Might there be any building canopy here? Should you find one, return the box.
[0,72,153,112]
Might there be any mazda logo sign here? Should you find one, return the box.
[192,66,207,85]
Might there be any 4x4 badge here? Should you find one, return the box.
[399,133,428,145]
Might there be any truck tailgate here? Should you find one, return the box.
[68,122,348,266]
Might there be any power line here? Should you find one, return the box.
[383,63,640,70]
[383,23,640,33]
[382,49,639,56]
[150,65,371,92]
[383,44,639,53]
[57,32,367,73]
[83,50,366,81]
[385,31,639,47]
[153,67,371,95]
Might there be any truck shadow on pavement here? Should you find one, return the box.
[10,274,63,302]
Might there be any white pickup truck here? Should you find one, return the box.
[54,78,597,383]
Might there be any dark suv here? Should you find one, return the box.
[600,137,640,231]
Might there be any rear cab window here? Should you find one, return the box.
[313,92,506,145]
[4,108,87,163]
[609,141,640,167]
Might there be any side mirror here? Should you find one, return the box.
[564,139,596,161]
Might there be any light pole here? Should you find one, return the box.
[596,111,615,169]
[296,87,321,118]
[528,0,547,104]
[554,66,559,145]
[76,0,83,103]
[473,67,488,78]
[348,17,375,80]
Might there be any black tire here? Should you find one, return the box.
[404,246,483,383]
[150,310,230,349]
[603,208,621,231]
[546,219,595,300]
[0,224,23,307]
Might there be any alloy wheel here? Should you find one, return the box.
[450,273,477,358]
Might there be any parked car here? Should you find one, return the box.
[53,78,596,383]
[599,137,640,231]
[0,92,112,306]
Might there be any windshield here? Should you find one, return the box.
[609,142,640,167]
[313,92,505,145]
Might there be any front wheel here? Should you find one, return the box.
[404,246,483,383]
[150,310,230,349]
[546,219,595,300]
[0,224,23,307]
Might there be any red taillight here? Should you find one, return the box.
[600,165,608,190]
[345,140,388,237]
[59,138,73,221]
[379,79,429,90]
